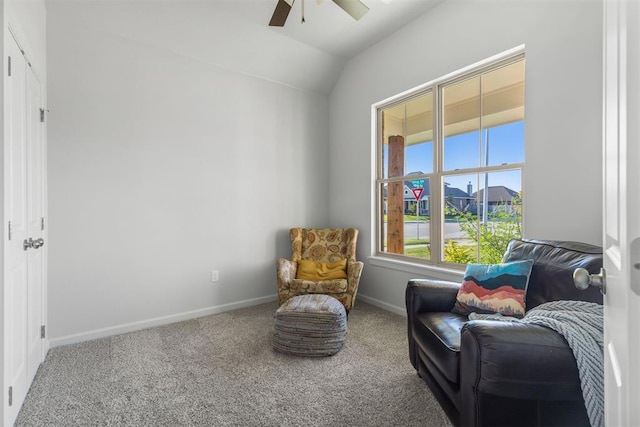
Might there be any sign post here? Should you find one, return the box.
[411,188,424,241]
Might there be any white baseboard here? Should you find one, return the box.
[49,293,403,348]
[357,294,406,317]
[48,294,278,348]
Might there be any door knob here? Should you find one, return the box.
[23,237,44,250]
[573,267,606,295]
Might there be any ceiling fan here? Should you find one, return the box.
[269,0,369,27]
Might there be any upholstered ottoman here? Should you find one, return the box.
[272,294,347,357]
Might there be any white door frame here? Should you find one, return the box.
[602,0,640,426]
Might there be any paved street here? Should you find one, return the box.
[403,221,467,240]
[383,221,467,241]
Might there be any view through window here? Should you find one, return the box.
[376,52,525,266]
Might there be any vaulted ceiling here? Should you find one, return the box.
[49,0,442,93]
[227,0,443,58]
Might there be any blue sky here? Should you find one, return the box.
[398,121,524,194]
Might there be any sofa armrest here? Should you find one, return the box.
[406,279,460,371]
[459,320,582,404]
[406,279,460,315]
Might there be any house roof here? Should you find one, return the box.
[444,185,470,198]
[472,186,520,203]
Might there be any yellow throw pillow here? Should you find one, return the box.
[296,259,348,281]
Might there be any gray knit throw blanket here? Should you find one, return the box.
[469,300,604,427]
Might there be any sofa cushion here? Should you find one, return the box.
[413,312,467,384]
[453,260,533,317]
[502,239,603,310]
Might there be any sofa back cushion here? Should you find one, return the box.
[502,239,603,310]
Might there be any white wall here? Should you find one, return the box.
[47,4,330,344]
[329,0,603,312]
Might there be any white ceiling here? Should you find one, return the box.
[48,0,443,93]
[220,0,443,59]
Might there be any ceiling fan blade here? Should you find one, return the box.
[332,0,369,21]
[269,0,295,27]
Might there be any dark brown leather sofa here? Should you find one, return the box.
[406,239,603,427]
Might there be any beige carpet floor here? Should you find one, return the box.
[15,301,451,426]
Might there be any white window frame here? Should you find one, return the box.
[371,46,525,273]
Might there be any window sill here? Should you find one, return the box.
[367,256,464,282]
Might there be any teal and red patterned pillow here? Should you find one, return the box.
[453,260,534,318]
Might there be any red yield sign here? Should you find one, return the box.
[411,188,424,201]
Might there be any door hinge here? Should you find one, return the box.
[8,56,11,77]
[8,221,12,241]
[41,217,45,231]
[41,325,46,339]
[40,108,45,123]
[8,386,12,406]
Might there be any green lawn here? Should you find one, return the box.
[405,238,429,245]
[405,246,430,258]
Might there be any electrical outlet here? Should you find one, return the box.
[211,270,219,282]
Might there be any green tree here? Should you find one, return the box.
[408,201,417,216]
[444,240,474,264]
[444,196,522,264]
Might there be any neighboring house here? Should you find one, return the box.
[467,186,521,215]
[443,185,473,213]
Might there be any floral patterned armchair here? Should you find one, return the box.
[276,228,364,312]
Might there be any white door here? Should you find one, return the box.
[602,0,640,426]
[25,58,44,387]
[5,31,29,426]
[4,31,45,426]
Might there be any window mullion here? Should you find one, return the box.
[432,82,443,264]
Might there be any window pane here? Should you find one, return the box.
[379,182,388,252]
[381,92,433,178]
[443,77,481,171]
[481,61,525,166]
[442,170,522,264]
[482,121,525,166]
[404,177,431,260]
[444,60,526,171]
[383,180,405,254]
[442,174,477,264]
[380,178,431,260]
